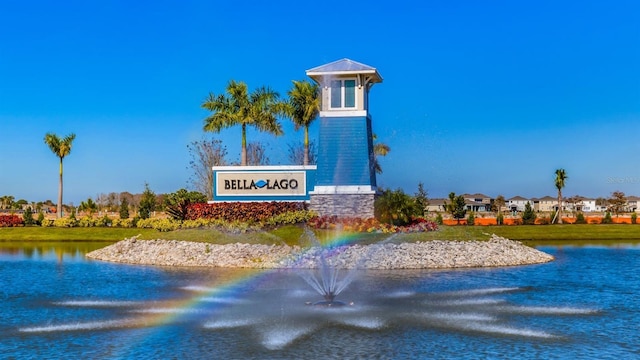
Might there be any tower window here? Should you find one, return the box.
[329,79,356,109]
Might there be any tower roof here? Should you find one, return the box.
[306,58,383,83]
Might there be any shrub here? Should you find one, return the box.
[96,214,113,227]
[53,217,77,227]
[119,197,130,219]
[632,212,637,224]
[308,216,437,233]
[186,202,305,223]
[36,212,45,226]
[138,183,157,219]
[575,212,586,224]
[496,213,504,225]
[23,207,35,226]
[165,189,207,220]
[521,203,536,225]
[375,188,420,226]
[602,212,612,224]
[112,218,134,228]
[435,213,443,225]
[467,212,475,226]
[263,210,316,227]
[0,215,23,227]
[78,216,96,227]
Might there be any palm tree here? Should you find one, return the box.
[373,134,390,174]
[202,80,283,166]
[44,133,76,218]
[554,168,568,224]
[282,80,320,166]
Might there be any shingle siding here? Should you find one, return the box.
[316,116,374,186]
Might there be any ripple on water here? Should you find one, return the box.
[19,319,134,333]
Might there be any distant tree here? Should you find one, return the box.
[372,134,390,174]
[78,198,98,217]
[246,141,270,165]
[164,189,207,220]
[414,182,429,216]
[187,137,228,201]
[37,211,45,226]
[44,132,76,218]
[95,193,108,213]
[23,206,35,225]
[202,80,284,166]
[138,183,156,219]
[608,191,627,216]
[521,202,537,225]
[287,141,317,165]
[281,79,320,166]
[374,188,420,226]
[554,169,568,224]
[493,195,506,213]
[107,192,119,212]
[445,192,467,224]
[0,195,12,209]
[119,197,130,219]
[467,212,475,226]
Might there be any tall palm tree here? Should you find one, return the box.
[282,80,320,166]
[554,168,568,224]
[373,134,390,174]
[202,80,283,166]
[44,133,76,218]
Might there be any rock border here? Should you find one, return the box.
[86,234,554,269]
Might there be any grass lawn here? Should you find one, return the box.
[1,224,639,246]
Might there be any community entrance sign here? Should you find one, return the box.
[212,166,316,202]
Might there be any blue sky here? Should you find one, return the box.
[1,0,639,205]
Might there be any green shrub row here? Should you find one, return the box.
[34,210,315,232]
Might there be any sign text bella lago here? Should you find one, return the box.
[215,170,307,196]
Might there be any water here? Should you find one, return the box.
[1,243,639,359]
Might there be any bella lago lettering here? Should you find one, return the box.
[224,178,299,190]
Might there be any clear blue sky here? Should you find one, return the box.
[1,0,639,205]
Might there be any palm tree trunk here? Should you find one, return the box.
[58,157,63,218]
[241,124,247,166]
[303,126,309,166]
[557,191,563,224]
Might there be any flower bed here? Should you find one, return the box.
[308,216,438,233]
[0,215,23,227]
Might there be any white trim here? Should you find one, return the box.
[319,110,367,118]
[307,70,378,76]
[309,185,376,195]
[212,165,316,171]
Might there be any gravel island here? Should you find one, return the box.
[86,234,554,269]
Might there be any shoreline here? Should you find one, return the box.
[86,234,554,269]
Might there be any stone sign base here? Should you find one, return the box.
[309,193,375,219]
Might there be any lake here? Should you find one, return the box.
[1,242,638,359]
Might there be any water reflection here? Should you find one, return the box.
[0,242,113,262]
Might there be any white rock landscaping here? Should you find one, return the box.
[86,234,554,269]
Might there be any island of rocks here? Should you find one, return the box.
[86,234,554,269]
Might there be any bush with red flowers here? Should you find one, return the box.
[0,214,24,227]
[185,201,306,223]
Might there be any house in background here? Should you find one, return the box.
[425,198,447,213]
[506,196,531,212]
[462,193,493,212]
[533,196,557,212]
[625,196,640,212]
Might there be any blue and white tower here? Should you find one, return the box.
[306,59,383,218]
